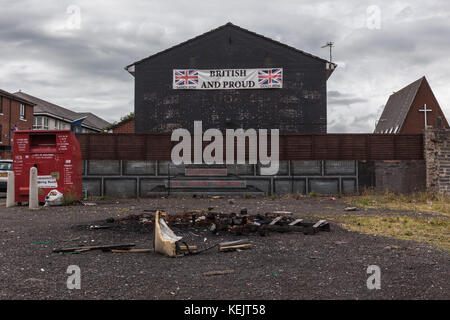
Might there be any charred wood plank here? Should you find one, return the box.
[289,218,303,226]
[111,249,153,253]
[312,220,330,232]
[53,243,136,253]
[219,239,249,247]
[262,225,305,233]
[204,270,235,276]
[219,244,252,252]
[269,216,283,225]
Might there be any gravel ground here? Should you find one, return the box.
[0,196,449,300]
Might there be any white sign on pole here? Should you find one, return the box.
[173,68,283,90]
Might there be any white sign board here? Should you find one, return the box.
[37,175,58,188]
[173,68,283,90]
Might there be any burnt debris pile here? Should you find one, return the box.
[106,208,330,236]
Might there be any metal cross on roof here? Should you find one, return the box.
[419,104,432,131]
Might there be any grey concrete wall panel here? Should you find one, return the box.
[325,160,356,176]
[227,164,254,176]
[291,161,321,175]
[293,179,307,194]
[81,159,361,197]
[274,178,305,194]
[82,178,102,197]
[87,161,121,175]
[258,161,288,176]
[104,178,137,198]
[159,162,186,176]
[274,179,292,194]
[309,178,339,194]
[246,179,271,194]
[124,161,156,175]
[342,178,357,194]
[140,179,167,197]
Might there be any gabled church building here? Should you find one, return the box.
[375,76,448,134]
[126,22,336,134]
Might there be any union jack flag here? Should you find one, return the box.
[174,69,199,86]
[258,68,282,85]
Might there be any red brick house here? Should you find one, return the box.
[375,76,449,134]
[109,114,135,133]
[111,118,134,133]
[0,89,35,159]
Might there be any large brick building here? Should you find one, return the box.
[125,22,336,134]
[0,89,35,158]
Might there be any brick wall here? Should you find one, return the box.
[375,160,426,193]
[134,25,328,134]
[112,118,134,133]
[0,95,34,159]
[424,128,450,193]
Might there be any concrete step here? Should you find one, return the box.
[184,167,228,177]
[167,179,246,188]
[151,180,265,195]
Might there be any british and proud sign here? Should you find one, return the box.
[173,68,283,90]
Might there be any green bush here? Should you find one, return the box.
[62,192,75,206]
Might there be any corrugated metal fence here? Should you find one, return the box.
[75,133,424,161]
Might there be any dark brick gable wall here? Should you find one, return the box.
[134,26,328,134]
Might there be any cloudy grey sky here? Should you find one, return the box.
[0,0,449,132]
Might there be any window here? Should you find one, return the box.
[33,116,49,130]
[20,104,26,120]
[55,120,66,129]
[0,161,12,170]
[0,96,3,114]
[0,124,2,142]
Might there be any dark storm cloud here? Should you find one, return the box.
[0,0,449,129]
